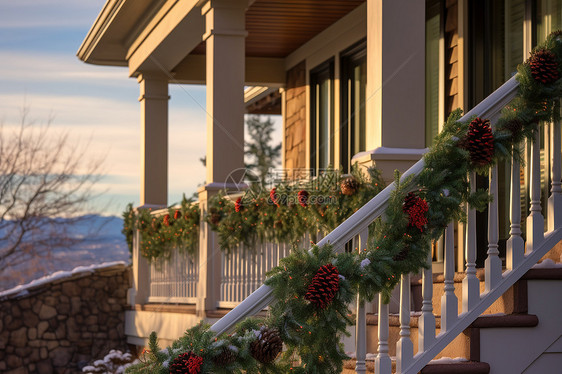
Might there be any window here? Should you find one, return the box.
[340,40,367,173]
[310,60,335,173]
[425,0,442,147]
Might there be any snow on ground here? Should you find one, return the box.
[81,349,139,374]
[0,261,128,299]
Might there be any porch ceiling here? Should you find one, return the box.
[191,0,366,58]
[78,0,365,78]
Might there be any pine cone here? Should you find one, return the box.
[340,177,359,196]
[503,118,524,137]
[170,351,204,374]
[174,209,181,220]
[305,263,340,309]
[163,214,171,226]
[393,246,410,261]
[298,190,309,207]
[213,347,236,367]
[210,212,222,225]
[529,49,560,84]
[403,192,418,213]
[463,117,495,167]
[250,327,283,364]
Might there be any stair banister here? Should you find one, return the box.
[210,74,520,337]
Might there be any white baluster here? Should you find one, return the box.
[355,228,369,374]
[507,149,524,270]
[549,115,562,231]
[396,273,413,373]
[527,127,545,253]
[355,299,367,374]
[485,165,502,292]
[463,173,479,312]
[441,222,457,331]
[418,247,435,352]
[375,295,391,374]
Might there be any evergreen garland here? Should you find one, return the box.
[124,195,200,261]
[126,31,562,373]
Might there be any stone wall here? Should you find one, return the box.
[284,60,307,175]
[0,263,131,374]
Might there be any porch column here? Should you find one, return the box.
[138,72,169,206]
[134,73,168,307]
[354,0,426,181]
[197,0,247,317]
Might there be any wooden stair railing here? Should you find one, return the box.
[211,74,562,373]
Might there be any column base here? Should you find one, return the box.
[352,147,427,183]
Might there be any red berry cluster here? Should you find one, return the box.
[304,263,340,309]
[270,187,280,207]
[403,192,428,232]
[234,197,243,213]
[169,351,204,374]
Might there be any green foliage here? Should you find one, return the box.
[245,115,282,187]
[122,203,135,253]
[123,195,200,261]
[206,165,385,253]
[127,31,562,373]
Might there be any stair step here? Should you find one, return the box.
[421,360,490,374]
[363,312,538,361]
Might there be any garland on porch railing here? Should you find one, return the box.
[205,165,386,253]
[122,195,200,261]
[126,31,562,374]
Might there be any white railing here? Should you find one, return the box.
[148,249,199,303]
[218,239,296,308]
[211,75,562,372]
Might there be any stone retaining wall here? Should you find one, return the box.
[0,263,131,374]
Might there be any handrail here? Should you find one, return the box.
[210,74,520,336]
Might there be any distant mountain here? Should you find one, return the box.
[0,215,130,291]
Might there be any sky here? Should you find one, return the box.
[0,0,281,216]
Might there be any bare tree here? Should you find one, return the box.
[0,110,104,283]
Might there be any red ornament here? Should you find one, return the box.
[174,209,181,220]
[163,214,171,226]
[270,187,280,207]
[298,190,309,207]
[169,352,203,374]
[235,197,243,212]
[305,263,340,309]
[403,194,428,232]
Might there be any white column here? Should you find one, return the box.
[362,0,426,181]
[441,222,457,331]
[197,0,247,317]
[507,148,524,270]
[131,224,149,305]
[138,73,169,206]
[463,173,479,313]
[485,165,502,292]
[548,116,562,231]
[375,295,392,374]
[202,0,247,185]
[396,273,413,373]
[527,127,545,253]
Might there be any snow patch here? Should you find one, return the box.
[0,261,127,299]
[429,357,469,364]
[532,258,562,269]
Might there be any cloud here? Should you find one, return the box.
[0,1,105,29]
[0,51,132,85]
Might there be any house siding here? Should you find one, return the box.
[284,60,307,174]
[445,0,459,115]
